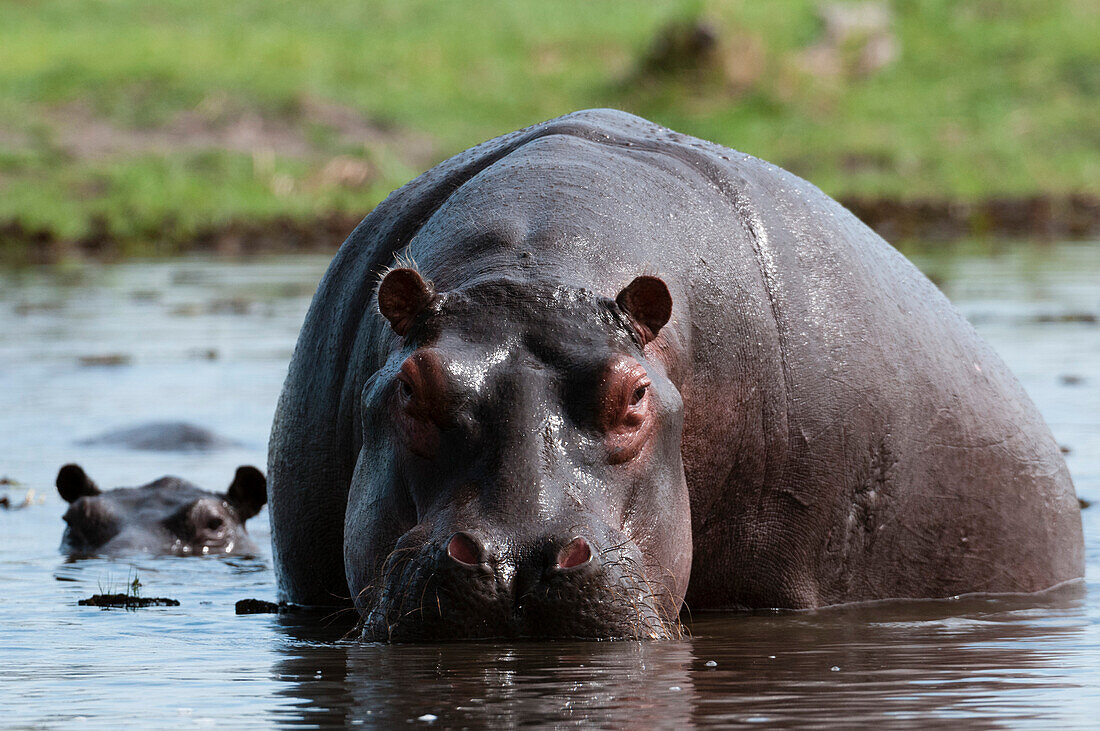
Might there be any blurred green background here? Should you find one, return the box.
[0,0,1096,256]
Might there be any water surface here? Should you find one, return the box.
[1,243,1097,727]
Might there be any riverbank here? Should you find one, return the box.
[3,193,1097,265]
[1,0,1096,261]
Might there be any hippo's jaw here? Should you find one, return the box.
[356,524,683,642]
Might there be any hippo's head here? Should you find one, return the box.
[57,464,267,556]
[345,268,691,640]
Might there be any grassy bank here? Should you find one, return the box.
[0,0,1097,254]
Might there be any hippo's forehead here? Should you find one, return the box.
[91,482,215,515]
[421,279,639,371]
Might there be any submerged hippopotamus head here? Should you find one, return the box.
[56,464,267,556]
[346,269,690,640]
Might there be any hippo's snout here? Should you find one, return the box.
[360,526,680,642]
[444,532,592,572]
[444,531,483,566]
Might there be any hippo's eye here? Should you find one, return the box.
[597,357,656,464]
[392,350,448,459]
[397,377,414,400]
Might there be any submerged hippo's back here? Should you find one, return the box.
[268,109,1083,609]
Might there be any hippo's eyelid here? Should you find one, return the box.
[629,379,651,406]
[396,376,414,399]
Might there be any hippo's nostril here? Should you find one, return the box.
[557,536,592,569]
[446,532,482,566]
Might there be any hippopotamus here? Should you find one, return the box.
[77,421,242,452]
[57,464,267,556]
[268,109,1084,640]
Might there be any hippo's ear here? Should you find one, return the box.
[616,276,673,346]
[377,267,435,336]
[226,465,267,521]
[56,463,100,503]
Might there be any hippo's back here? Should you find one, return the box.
[660,140,1084,607]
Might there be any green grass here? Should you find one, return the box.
[0,0,1096,248]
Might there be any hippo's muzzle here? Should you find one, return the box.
[359,524,681,641]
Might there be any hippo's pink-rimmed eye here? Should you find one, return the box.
[598,357,656,464]
[392,350,447,457]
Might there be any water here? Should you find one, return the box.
[0,243,1097,727]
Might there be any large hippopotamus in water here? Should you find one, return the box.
[268,109,1084,640]
[57,464,267,556]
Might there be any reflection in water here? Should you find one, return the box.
[267,586,1093,727]
[685,587,1091,726]
[271,617,698,727]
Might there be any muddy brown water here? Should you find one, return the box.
[0,243,1097,727]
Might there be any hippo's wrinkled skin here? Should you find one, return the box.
[268,109,1084,640]
[57,464,267,556]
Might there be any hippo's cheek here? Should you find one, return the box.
[61,500,121,552]
[344,454,417,612]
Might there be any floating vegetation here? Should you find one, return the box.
[235,598,282,614]
[0,488,45,510]
[81,573,180,609]
[79,593,181,608]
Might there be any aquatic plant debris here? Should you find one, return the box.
[234,598,282,614]
[79,594,180,608]
[0,489,45,510]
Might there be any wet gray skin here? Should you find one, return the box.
[57,464,267,557]
[268,109,1083,642]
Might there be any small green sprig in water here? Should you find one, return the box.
[81,570,179,609]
